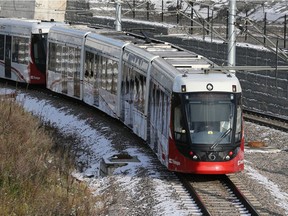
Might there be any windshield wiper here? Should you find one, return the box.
[210,128,232,150]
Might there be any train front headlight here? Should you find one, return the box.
[189,151,198,160]
[225,151,234,160]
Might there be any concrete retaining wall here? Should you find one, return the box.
[0,0,66,21]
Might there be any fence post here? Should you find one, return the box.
[177,0,180,24]
[207,6,210,35]
[161,0,164,22]
[245,10,248,41]
[190,2,194,34]
[284,14,287,48]
[133,0,135,19]
[147,2,149,21]
[226,10,229,40]
[211,9,213,42]
[276,39,278,70]
[263,12,267,45]
[115,1,122,31]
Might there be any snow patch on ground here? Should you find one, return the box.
[15,91,191,215]
[245,164,288,212]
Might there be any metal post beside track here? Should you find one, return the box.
[227,0,236,71]
[115,1,122,31]
[284,14,287,48]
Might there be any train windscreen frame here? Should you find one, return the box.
[172,92,242,151]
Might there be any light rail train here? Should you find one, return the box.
[0,18,244,174]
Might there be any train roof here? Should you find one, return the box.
[49,25,128,50]
[97,30,215,75]
[50,24,215,74]
[48,24,240,93]
[0,18,63,35]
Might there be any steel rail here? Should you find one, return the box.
[176,173,212,216]
[244,109,288,132]
[177,174,262,216]
[220,175,261,216]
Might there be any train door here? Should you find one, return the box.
[73,48,81,98]
[120,64,134,128]
[0,35,4,63]
[148,80,170,158]
[5,36,11,78]
[62,46,68,94]
[31,34,47,74]
[148,82,160,153]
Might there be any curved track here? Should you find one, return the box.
[0,82,279,215]
[177,174,265,216]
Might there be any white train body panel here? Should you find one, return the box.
[121,44,160,140]
[173,73,242,93]
[0,18,62,84]
[83,33,126,118]
[47,26,85,99]
[0,19,30,82]
[0,18,54,35]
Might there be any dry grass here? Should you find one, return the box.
[0,98,103,215]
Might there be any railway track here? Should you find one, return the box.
[244,109,288,132]
[177,174,267,216]
[1,83,285,215]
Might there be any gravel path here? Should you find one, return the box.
[235,122,288,216]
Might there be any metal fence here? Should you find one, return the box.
[65,0,288,62]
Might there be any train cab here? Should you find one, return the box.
[168,72,244,174]
[0,18,61,84]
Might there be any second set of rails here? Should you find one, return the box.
[244,109,288,132]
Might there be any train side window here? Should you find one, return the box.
[162,93,169,137]
[48,42,57,72]
[106,58,113,92]
[101,57,108,88]
[12,37,19,63]
[97,55,103,84]
[12,36,29,64]
[67,47,75,76]
[75,48,81,76]
[235,102,242,142]
[62,46,68,73]
[55,44,62,73]
[121,64,130,96]
[133,73,146,113]
[112,61,118,95]
[0,35,4,60]
[173,94,187,142]
[85,51,94,78]
[107,59,118,95]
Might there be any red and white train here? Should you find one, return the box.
[0,18,244,174]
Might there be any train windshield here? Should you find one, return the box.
[31,34,48,73]
[173,92,241,145]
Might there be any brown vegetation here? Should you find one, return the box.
[0,98,102,215]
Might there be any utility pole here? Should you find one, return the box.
[115,1,122,31]
[227,0,236,71]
